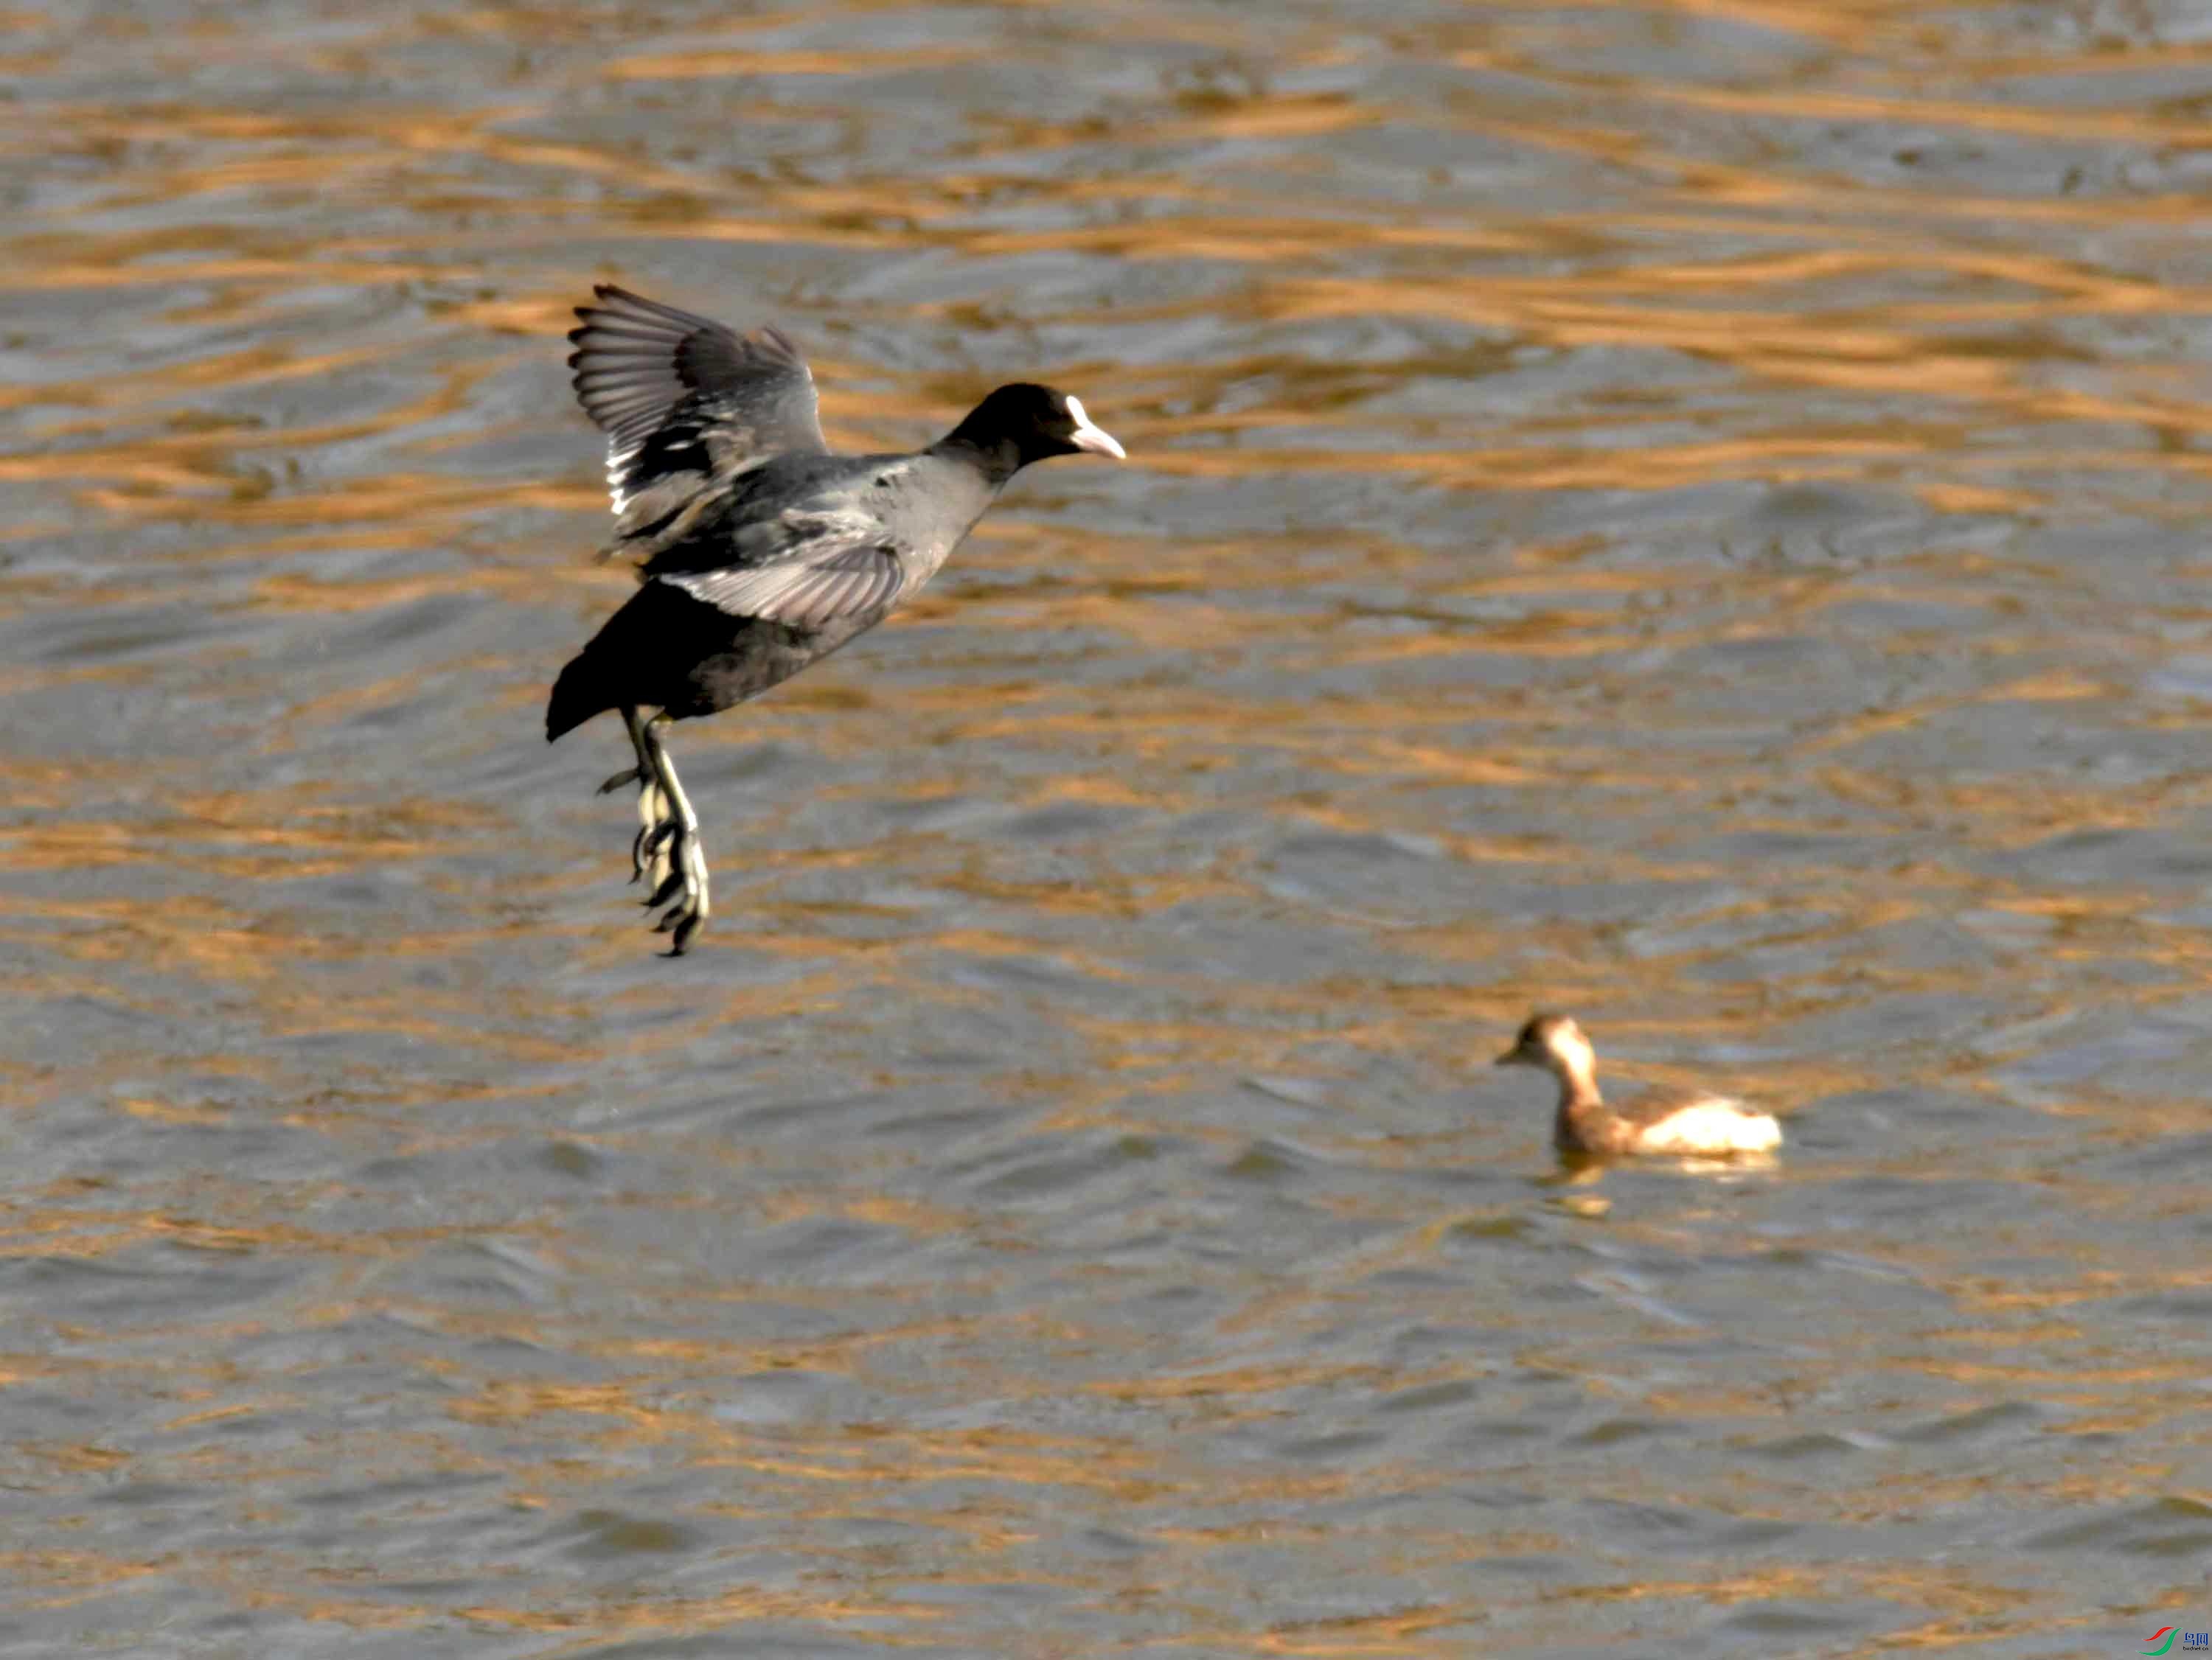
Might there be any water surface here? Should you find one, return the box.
[7,1,2212,1654]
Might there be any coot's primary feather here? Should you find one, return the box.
[568,285,826,516]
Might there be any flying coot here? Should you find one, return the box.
[546,285,1125,955]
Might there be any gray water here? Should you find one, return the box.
[7,1,2212,1654]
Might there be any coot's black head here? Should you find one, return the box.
[942,383,1125,475]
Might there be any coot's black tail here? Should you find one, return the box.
[546,649,613,742]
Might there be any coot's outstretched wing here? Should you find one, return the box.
[653,503,908,633]
[567,285,827,519]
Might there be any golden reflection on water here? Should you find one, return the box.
[9,0,2212,1650]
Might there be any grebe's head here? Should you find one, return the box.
[1495,1013,1596,1083]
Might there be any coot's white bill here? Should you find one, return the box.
[1065,395,1126,460]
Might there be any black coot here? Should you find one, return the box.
[547,286,1125,954]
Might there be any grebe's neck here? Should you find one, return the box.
[1543,1031,1602,1112]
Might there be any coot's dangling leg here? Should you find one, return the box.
[598,709,650,797]
[605,706,670,890]
[639,715,709,955]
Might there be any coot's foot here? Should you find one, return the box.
[630,775,669,889]
[633,714,709,955]
[644,817,710,955]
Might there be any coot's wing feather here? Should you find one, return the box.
[657,506,906,632]
[568,285,826,515]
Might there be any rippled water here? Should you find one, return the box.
[7,1,2212,1653]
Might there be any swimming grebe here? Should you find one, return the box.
[1494,1013,1781,1157]
[547,285,1125,954]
